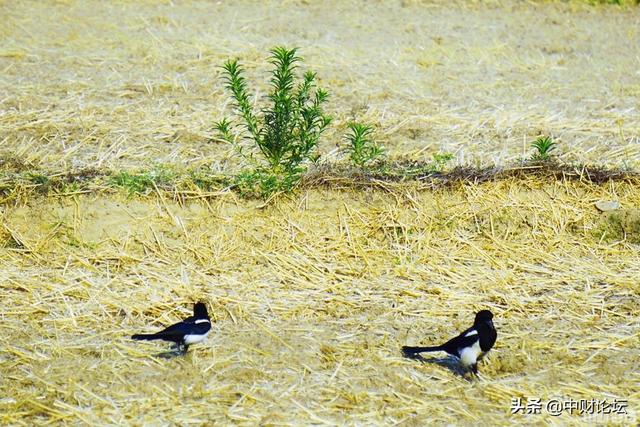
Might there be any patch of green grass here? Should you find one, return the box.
[22,172,55,194]
[359,152,455,181]
[344,123,384,167]
[214,46,332,198]
[111,171,154,194]
[584,0,639,5]
[188,169,228,192]
[110,166,175,195]
[233,168,300,199]
[26,172,50,186]
[57,182,81,194]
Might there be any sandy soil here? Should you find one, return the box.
[1,180,639,425]
[1,0,639,170]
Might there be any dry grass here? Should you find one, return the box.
[1,1,639,425]
[1,0,639,171]
[1,178,639,425]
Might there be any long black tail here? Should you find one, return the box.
[132,333,162,341]
[402,345,442,358]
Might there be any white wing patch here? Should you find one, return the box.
[465,329,478,337]
[195,319,210,324]
[459,341,482,368]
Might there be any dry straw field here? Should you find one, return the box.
[1,0,639,426]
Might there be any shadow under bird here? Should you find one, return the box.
[132,302,211,355]
[402,309,497,374]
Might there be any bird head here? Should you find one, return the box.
[474,309,494,327]
[194,302,209,319]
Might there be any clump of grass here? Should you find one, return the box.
[214,46,332,197]
[233,169,301,199]
[344,123,384,167]
[531,136,557,161]
[110,166,175,195]
[26,172,50,187]
[188,168,228,192]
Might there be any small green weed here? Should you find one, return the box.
[215,46,331,197]
[26,172,50,186]
[432,152,454,172]
[531,136,557,161]
[344,123,384,167]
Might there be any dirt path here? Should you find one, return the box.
[1,1,638,170]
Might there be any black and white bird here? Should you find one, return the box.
[402,310,497,374]
[132,302,211,354]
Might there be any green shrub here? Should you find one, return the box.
[214,47,332,197]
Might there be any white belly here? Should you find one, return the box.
[184,331,209,345]
[459,341,482,368]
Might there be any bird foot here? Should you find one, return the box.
[155,349,183,359]
[155,344,189,359]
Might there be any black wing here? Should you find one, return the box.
[150,315,209,340]
[440,333,480,358]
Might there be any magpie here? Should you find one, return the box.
[132,302,211,355]
[402,310,497,374]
